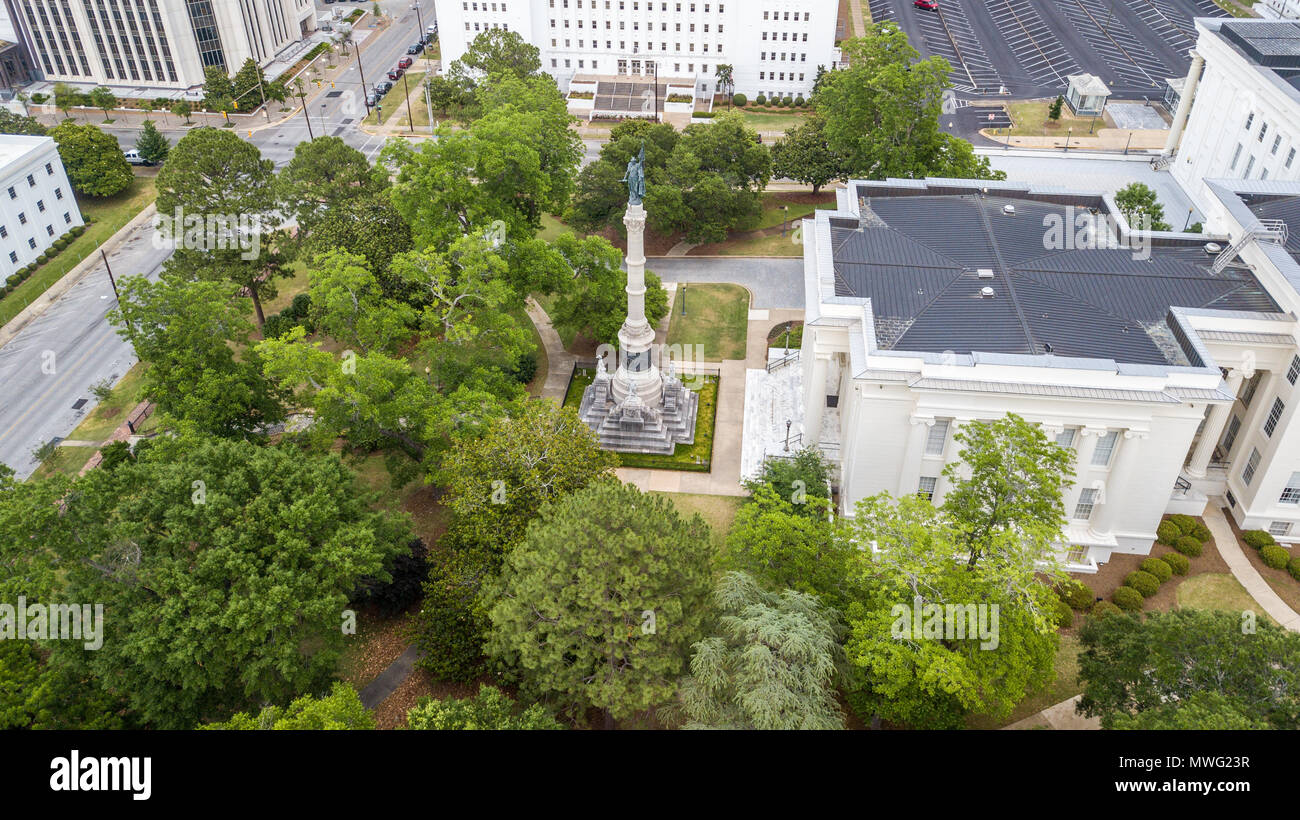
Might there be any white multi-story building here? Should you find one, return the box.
[1260,0,1300,20]
[1,0,316,92]
[435,0,840,99]
[797,176,1300,571]
[0,134,84,278]
[1167,19,1300,216]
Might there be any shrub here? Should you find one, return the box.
[794,95,806,107]
[1173,535,1203,557]
[1055,579,1094,610]
[1155,520,1181,545]
[1160,551,1190,576]
[289,293,312,320]
[1168,514,1198,535]
[731,93,747,107]
[1112,586,1144,612]
[1140,557,1173,583]
[755,94,767,106]
[35,253,48,264]
[261,314,289,340]
[1188,521,1211,542]
[776,96,788,107]
[1124,570,1161,598]
[350,538,430,616]
[1242,530,1276,550]
[1289,556,1300,582]
[1090,600,1123,618]
[1053,597,1075,629]
[509,351,538,385]
[1260,544,1290,570]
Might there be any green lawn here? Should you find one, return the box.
[0,175,157,328]
[997,101,1098,138]
[652,491,744,548]
[709,231,805,257]
[29,445,99,480]
[737,108,810,133]
[257,261,311,320]
[366,72,427,126]
[538,213,573,242]
[68,362,149,443]
[667,283,749,361]
[1176,573,1278,626]
[751,195,827,231]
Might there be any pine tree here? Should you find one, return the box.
[135,120,170,165]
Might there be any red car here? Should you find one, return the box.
[398,56,413,69]
[387,67,404,80]
[914,0,938,9]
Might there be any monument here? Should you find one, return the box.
[577,144,700,455]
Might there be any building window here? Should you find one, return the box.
[924,420,949,456]
[1269,521,1292,537]
[1231,143,1243,170]
[7,251,15,264]
[1265,397,1285,437]
[1241,373,1260,407]
[1222,415,1241,455]
[1280,473,1300,506]
[1227,489,1237,508]
[1055,427,1076,448]
[1074,488,1098,520]
[1289,356,1300,386]
[917,476,937,501]
[1288,148,1297,169]
[1242,448,1261,485]
[1091,431,1118,467]
[6,187,14,199]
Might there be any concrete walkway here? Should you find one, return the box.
[1203,503,1300,632]
[358,644,423,710]
[1004,695,1100,730]
[524,297,576,406]
[848,0,869,34]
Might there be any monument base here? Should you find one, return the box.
[578,363,699,455]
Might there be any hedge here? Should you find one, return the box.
[1112,586,1144,612]
[1052,597,1075,629]
[755,94,767,106]
[1260,545,1290,570]
[1140,557,1173,583]
[1090,600,1123,618]
[1160,551,1190,576]
[1056,579,1094,610]
[1124,570,1162,597]
[1289,556,1300,582]
[1242,530,1276,550]
[1156,520,1181,545]
[1173,535,1203,557]
[731,93,747,107]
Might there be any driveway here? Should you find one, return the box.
[645,257,805,310]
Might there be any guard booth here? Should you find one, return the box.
[1065,73,1111,116]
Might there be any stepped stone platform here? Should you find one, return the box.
[579,359,699,454]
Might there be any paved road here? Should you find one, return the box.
[0,221,169,479]
[648,257,805,310]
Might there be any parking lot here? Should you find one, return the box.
[871,0,1228,98]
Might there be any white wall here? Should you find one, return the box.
[0,137,84,278]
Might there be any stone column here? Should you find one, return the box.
[804,353,830,445]
[611,202,662,406]
[933,418,967,503]
[1164,50,1204,155]
[1065,427,1105,516]
[1089,430,1148,538]
[897,415,934,497]
[1186,368,1246,478]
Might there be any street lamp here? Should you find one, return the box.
[780,205,790,237]
[1183,207,1195,231]
[401,70,415,134]
[784,419,792,452]
[411,1,425,35]
[680,283,687,316]
[1064,127,1072,152]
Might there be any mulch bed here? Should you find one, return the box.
[1221,509,1300,614]
[1068,514,1230,613]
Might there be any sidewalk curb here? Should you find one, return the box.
[0,203,157,350]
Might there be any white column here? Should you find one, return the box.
[897,416,934,497]
[804,353,830,445]
[1164,50,1204,155]
[933,418,967,503]
[612,202,662,406]
[1065,427,1105,515]
[1186,368,1246,478]
[1089,430,1148,538]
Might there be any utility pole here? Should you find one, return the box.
[412,0,425,35]
[101,249,135,341]
[296,83,314,138]
[652,60,659,124]
[401,70,415,133]
[351,39,371,116]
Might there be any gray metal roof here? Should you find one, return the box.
[829,190,1280,366]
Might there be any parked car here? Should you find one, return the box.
[122,149,151,166]
[398,56,413,69]
[406,43,422,55]
[914,0,938,8]
[426,24,438,35]
[365,92,378,107]
[374,80,393,95]
[386,67,404,80]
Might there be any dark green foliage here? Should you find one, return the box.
[413,545,494,682]
[1172,535,1203,557]
[732,93,747,106]
[1090,600,1123,619]
[1124,570,1160,598]
[1112,586,1144,612]
[350,538,430,616]
[0,109,47,135]
[405,684,563,730]
[1288,556,1300,581]
[509,351,538,385]
[1167,514,1198,535]
[1243,530,1276,550]
[47,121,133,197]
[1055,579,1094,610]
[1053,597,1075,629]
[742,446,832,514]
[1260,544,1290,569]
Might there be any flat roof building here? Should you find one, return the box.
[0,134,84,279]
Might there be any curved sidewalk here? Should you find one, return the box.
[1203,503,1300,632]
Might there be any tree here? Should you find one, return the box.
[715,64,735,108]
[88,86,117,122]
[171,99,193,125]
[566,119,680,233]
[770,116,845,195]
[156,127,282,325]
[448,28,542,84]
[723,486,853,607]
[844,493,1062,728]
[47,121,133,197]
[425,74,475,119]
[1077,610,1300,730]
[678,572,845,730]
[742,446,833,513]
[306,249,415,353]
[3,435,409,729]
[0,108,47,136]
[405,685,563,730]
[546,232,669,346]
[940,413,1074,569]
[1048,95,1064,121]
[201,65,236,111]
[110,274,287,437]
[1115,181,1172,231]
[134,119,170,165]
[231,58,270,110]
[485,479,714,726]
[277,136,387,234]
[52,82,86,120]
[816,24,1002,181]
[202,683,374,729]
[300,191,414,296]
